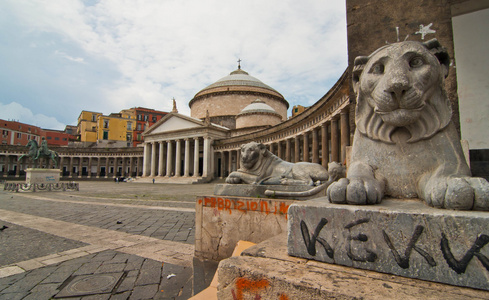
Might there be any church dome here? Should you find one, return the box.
[189,66,289,130]
[236,99,282,130]
[196,69,281,95]
[238,99,280,116]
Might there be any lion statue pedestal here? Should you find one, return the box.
[288,39,489,291]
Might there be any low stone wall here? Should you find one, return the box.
[195,195,295,261]
[288,198,489,291]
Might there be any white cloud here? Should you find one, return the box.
[0,102,66,130]
[55,50,85,63]
[2,0,348,124]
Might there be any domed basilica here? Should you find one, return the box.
[141,62,352,182]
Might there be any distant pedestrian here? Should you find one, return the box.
[152,178,155,184]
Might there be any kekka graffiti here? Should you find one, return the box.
[300,218,489,275]
[198,197,289,218]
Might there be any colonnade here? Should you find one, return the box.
[215,108,350,178]
[142,136,213,178]
[0,151,143,179]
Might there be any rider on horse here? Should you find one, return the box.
[35,137,50,160]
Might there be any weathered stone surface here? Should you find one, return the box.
[25,168,60,184]
[195,196,293,261]
[288,198,489,290]
[214,184,313,199]
[217,233,489,300]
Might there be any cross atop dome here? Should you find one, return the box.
[237,58,242,69]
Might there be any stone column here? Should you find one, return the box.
[105,157,109,178]
[331,118,340,163]
[312,128,319,164]
[122,157,127,176]
[184,139,190,177]
[193,138,200,177]
[277,141,283,159]
[150,142,157,177]
[114,157,119,177]
[175,139,182,177]
[321,123,329,168]
[87,157,92,178]
[15,156,20,177]
[142,143,150,177]
[203,137,211,178]
[303,132,309,162]
[294,136,300,163]
[158,141,165,176]
[166,140,173,177]
[129,157,133,177]
[236,148,241,170]
[285,138,291,162]
[340,110,350,163]
[78,157,83,177]
[269,143,275,156]
[228,150,233,173]
[96,157,101,177]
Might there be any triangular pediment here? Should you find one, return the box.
[146,114,203,135]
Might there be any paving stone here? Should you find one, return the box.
[73,262,103,276]
[0,292,27,300]
[135,260,162,286]
[41,271,73,284]
[0,275,45,293]
[158,263,192,299]
[129,284,159,300]
[109,291,131,300]
[115,276,137,293]
[80,293,111,300]
[95,263,126,274]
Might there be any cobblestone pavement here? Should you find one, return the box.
[0,181,218,299]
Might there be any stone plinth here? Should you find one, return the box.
[25,168,60,184]
[288,198,489,291]
[217,234,489,299]
[195,196,294,261]
[214,184,315,199]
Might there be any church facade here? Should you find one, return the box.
[140,68,352,183]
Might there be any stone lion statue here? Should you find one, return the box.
[327,39,489,210]
[226,142,331,186]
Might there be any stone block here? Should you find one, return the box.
[217,233,489,300]
[288,198,489,290]
[214,184,313,199]
[195,196,294,261]
[25,168,60,184]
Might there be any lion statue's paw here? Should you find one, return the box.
[327,177,384,205]
[423,176,489,210]
[225,174,242,184]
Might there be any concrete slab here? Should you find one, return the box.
[288,198,489,290]
[217,234,489,300]
[195,195,293,261]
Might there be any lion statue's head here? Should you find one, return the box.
[352,39,452,143]
[240,142,269,170]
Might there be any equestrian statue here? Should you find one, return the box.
[18,138,60,168]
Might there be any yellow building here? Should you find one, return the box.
[96,113,135,147]
[77,111,102,144]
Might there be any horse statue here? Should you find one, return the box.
[18,139,59,168]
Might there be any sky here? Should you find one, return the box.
[0,0,348,130]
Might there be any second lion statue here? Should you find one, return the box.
[327,39,489,211]
[226,142,332,186]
